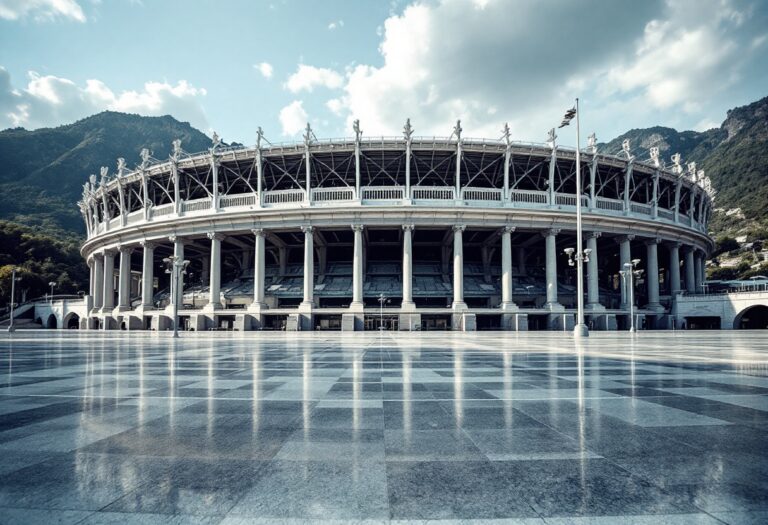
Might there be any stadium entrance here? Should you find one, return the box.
[364,315,399,330]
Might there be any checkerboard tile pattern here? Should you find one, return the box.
[0,330,767,524]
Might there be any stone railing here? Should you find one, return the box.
[89,184,708,239]
[263,188,305,206]
[181,197,212,214]
[595,197,623,211]
[509,189,549,205]
[220,193,258,209]
[461,187,502,202]
[412,186,455,200]
[311,186,356,203]
[361,186,406,200]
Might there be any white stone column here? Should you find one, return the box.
[684,247,696,293]
[88,260,95,298]
[170,236,185,307]
[102,250,115,311]
[201,256,210,286]
[694,250,703,293]
[206,232,223,310]
[351,224,364,309]
[140,241,155,308]
[544,229,560,306]
[645,238,661,308]
[452,224,466,309]
[501,226,515,309]
[618,235,633,308]
[301,226,314,307]
[251,229,266,309]
[402,224,415,310]
[93,254,104,311]
[586,232,601,308]
[117,246,133,310]
[668,242,681,295]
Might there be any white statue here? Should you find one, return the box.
[140,148,150,167]
[353,119,362,141]
[303,123,313,146]
[256,126,264,149]
[650,147,660,167]
[587,133,597,153]
[403,118,414,143]
[211,132,221,149]
[117,157,126,176]
[621,139,631,159]
[502,123,511,145]
[172,139,182,158]
[671,153,682,173]
[547,128,557,147]
[453,120,462,141]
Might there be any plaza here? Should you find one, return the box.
[0,331,766,523]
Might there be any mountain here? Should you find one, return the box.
[0,111,211,234]
[599,96,768,231]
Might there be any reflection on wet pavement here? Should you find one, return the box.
[0,330,767,524]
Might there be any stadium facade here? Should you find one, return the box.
[77,121,714,331]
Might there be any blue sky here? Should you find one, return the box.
[1,0,767,148]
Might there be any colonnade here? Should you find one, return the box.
[87,226,709,323]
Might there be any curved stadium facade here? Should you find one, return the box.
[77,123,714,331]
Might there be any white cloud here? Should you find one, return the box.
[285,65,343,94]
[0,0,85,22]
[279,100,308,136]
[328,19,344,30]
[0,67,208,131]
[324,0,765,142]
[255,62,274,79]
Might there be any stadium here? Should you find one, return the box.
[76,121,714,332]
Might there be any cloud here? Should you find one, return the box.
[285,65,343,94]
[255,62,274,79]
[322,0,767,141]
[279,100,308,136]
[0,67,209,131]
[0,0,86,22]
[328,19,344,30]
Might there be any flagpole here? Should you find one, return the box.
[574,97,589,337]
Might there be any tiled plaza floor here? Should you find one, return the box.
[0,330,767,524]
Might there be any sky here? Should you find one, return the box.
[1,0,767,149]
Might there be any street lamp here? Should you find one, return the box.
[565,246,592,336]
[620,258,643,333]
[7,267,21,333]
[377,293,390,330]
[557,97,588,338]
[164,256,190,338]
[48,281,56,304]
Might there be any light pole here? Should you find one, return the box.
[620,259,643,332]
[7,267,20,333]
[377,293,390,330]
[558,98,588,337]
[48,281,56,304]
[164,256,190,338]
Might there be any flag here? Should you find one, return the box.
[559,107,577,128]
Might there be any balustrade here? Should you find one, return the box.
[263,188,305,206]
[181,198,212,213]
[220,193,258,209]
[508,189,549,205]
[595,197,624,211]
[412,186,455,200]
[360,186,405,200]
[311,187,356,203]
[630,202,653,216]
[460,187,501,202]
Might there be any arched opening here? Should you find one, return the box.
[45,314,58,329]
[734,305,768,329]
[64,313,80,330]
